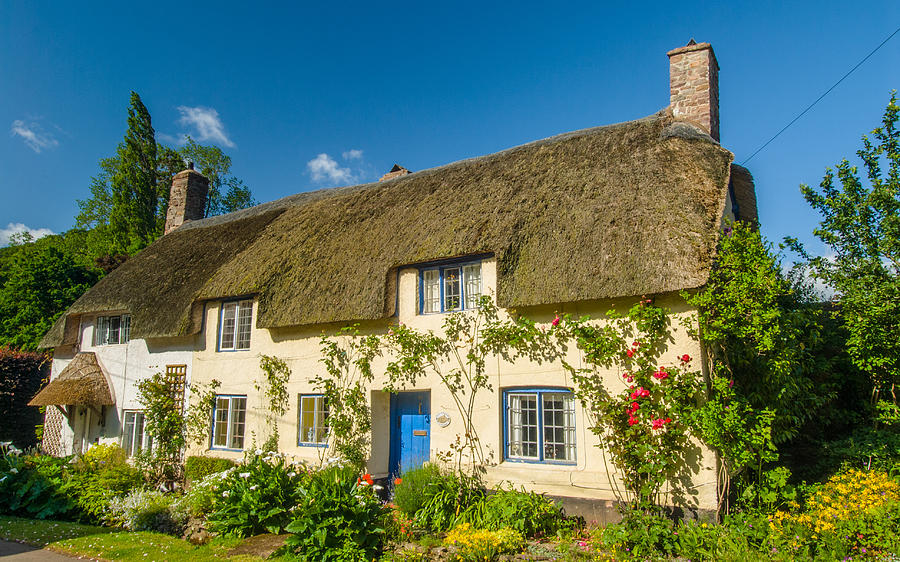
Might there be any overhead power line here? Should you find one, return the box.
[741,24,900,165]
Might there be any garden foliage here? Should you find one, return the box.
[281,465,390,562]
[206,451,307,537]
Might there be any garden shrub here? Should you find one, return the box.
[411,469,484,532]
[392,464,443,517]
[281,465,390,562]
[106,488,187,535]
[65,462,143,522]
[598,508,678,560]
[443,523,525,561]
[0,444,76,519]
[174,467,233,519]
[206,451,306,537]
[184,455,237,485]
[460,486,567,538]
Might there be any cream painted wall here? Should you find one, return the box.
[187,257,719,511]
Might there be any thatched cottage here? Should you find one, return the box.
[34,41,756,515]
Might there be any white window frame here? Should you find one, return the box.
[218,300,253,351]
[297,394,328,446]
[211,395,247,450]
[93,314,131,346]
[419,260,483,314]
[121,410,151,456]
[504,388,576,464]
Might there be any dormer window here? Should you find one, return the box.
[219,299,253,351]
[93,314,131,345]
[420,260,482,314]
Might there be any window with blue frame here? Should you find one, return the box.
[298,394,328,446]
[212,395,246,449]
[504,388,575,463]
[420,261,482,314]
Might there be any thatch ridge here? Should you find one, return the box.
[28,352,114,407]
[44,109,739,343]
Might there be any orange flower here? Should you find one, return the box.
[394,477,402,486]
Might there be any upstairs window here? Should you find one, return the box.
[420,261,482,314]
[219,300,253,351]
[94,314,131,345]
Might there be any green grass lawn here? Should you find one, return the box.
[0,516,278,561]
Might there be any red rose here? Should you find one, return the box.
[680,354,691,363]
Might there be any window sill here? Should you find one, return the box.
[297,442,328,448]
[502,458,577,467]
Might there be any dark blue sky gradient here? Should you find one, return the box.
[2,1,898,257]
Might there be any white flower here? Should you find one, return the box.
[239,472,251,478]
[222,491,230,498]
[288,472,297,478]
[373,484,383,491]
[9,468,17,474]
[255,449,263,456]
[0,441,11,447]
[249,485,258,491]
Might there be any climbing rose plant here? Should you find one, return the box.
[557,300,701,507]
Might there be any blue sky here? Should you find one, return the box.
[2,1,898,258]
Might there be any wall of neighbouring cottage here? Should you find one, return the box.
[187,257,719,512]
[47,316,193,455]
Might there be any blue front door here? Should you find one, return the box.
[389,391,430,477]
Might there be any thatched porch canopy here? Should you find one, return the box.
[29,352,114,407]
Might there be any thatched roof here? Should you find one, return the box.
[42,109,750,347]
[29,352,114,407]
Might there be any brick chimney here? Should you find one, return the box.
[667,40,719,141]
[379,164,410,182]
[164,162,209,234]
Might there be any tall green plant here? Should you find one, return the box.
[256,354,291,451]
[558,301,701,508]
[315,326,381,469]
[795,92,900,427]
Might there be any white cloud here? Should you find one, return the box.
[0,223,54,246]
[10,120,59,153]
[307,153,354,184]
[342,149,363,160]
[176,106,234,147]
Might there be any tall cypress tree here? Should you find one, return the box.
[108,92,158,253]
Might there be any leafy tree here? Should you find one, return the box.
[107,92,158,253]
[795,92,900,424]
[0,235,99,350]
[685,222,849,509]
[76,95,256,259]
[178,137,256,215]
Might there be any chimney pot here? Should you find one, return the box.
[379,164,411,182]
[667,41,720,141]
[164,167,209,234]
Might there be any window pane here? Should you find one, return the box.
[121,315,131,343]
[508,393,538,459]
[423,270,440,313]
[220,304,237,349]
[95,317,108,346]
[543,393,575,461]
[444,267,461,311]
[236,301,252,350]
[214,398,230,447]
[133,412,145,455]
[230,398,247,449]
[108,316,121,345]
[463,264,482,309]
[122,412,136,456]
